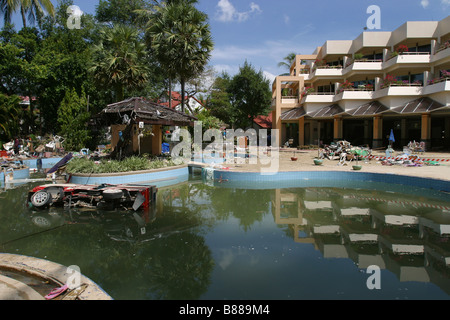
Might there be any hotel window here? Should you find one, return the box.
[415,44,432,53]
[317,84,335,93]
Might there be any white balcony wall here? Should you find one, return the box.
[344,61,383,75]
[432,47,450,63]
[395,54,431,64]
[302,94,335,104]
[335,90,374,101]
[374,86,423,99]
[311,68,344,78]
[424,80,450,95]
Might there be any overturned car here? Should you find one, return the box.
[27,183,157,211]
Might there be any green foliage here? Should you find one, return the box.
[66,156,178,174]
[206,62,272,129]
[96,0,155,26]
[57,88,91,151]
[145,0,213,111]
[0,92,22,140]
[0,0,55,28]
[90,24,149,102]
[206,72,233,125]
[195,109,223,135]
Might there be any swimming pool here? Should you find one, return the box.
[1,170,450,300]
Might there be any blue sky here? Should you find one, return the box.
[3,0,450,83]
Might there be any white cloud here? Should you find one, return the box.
[283,14,290,25]
[442,0,450,5]
[421,0,429,8]
[216,0,262,22]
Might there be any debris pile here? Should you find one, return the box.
[319,140,372,163]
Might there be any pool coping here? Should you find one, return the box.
[205,168,450,194]
[0,253,113,300]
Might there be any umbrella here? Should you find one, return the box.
[389,129,395,142]
[388,129,395,147]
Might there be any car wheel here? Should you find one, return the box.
[102,189,123,200]
[30,190,52,208]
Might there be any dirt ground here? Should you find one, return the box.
[210,148,450,182]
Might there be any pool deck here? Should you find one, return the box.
[206,149,450,182]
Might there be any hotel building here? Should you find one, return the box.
[271,16,450,151]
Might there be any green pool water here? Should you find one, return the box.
[1,174,450,300]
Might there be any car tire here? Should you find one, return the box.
[30,190,52,208]
[102,189,123,200]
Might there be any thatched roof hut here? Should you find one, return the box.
[98,97,197,127]
[95,97,197,157]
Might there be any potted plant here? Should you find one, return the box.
[352,154,362,170]
[354,53,365,61]
[291,151,298,161]
[313,159,323,165]
[396,44,409,54]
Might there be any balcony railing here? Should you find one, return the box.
[386,51,430,61]
[345,59,383,68]
[380,82,423,89]
[338,87,375,94]
[435,41,450,54]
[427,76,450,85]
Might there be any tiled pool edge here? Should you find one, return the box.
[0,167,30,182]
[211,169,450,193]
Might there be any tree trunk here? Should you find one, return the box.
[21,7,27,28]
[181,78,185,113]
[168,78,172,109]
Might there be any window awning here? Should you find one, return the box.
[345,101,389,116]
[390,97,446,114]
[280,107,306,120]
[307,104,344,118]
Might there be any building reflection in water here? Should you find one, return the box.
[271,187,450,294]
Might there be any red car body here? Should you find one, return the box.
[27,183,157,211]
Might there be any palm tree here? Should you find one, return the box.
[90,24,149,102]
[0,0,18,24]
[19,0,55,28]
[144,0,213,112]
[277,52,297,75]
[0,0,55,28]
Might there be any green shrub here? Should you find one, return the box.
[66,156,179,174]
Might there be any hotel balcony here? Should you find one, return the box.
[335,88,374,101]
[343,59,383,75]
[373,83,423,99]
[424,77,450,94]
[432,45,450,63]
[301,92,335,104]
[384,52,431,70]
[309,66,343,79]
